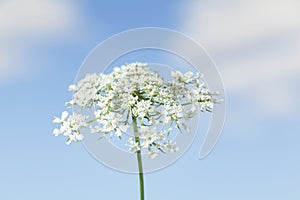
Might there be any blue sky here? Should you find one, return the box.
[0,0,299,199]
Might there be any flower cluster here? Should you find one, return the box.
[53,62,219,158]
[53,111,88,145]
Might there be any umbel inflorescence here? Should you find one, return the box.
[53,62,219,158]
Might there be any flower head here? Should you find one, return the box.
[53,62,220,158]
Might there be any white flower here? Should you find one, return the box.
[128,138,140,152]
[53,112,87,144]
[164,141,179,153]
[53,62,220,157]
[65,100,74,108]
[132,100,151,118]
[66,132,84,145]
[53,111,69,123]
[52,128,60,136]
[149,150,159,159]
[68,84,77,91]
[138,126,158,148]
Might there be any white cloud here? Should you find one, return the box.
[0,0,82,85]
[180,0,300,115]
[0,0,77,38]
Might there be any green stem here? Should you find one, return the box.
[132,117,145,200]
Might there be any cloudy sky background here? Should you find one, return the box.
[0,0,299,199]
